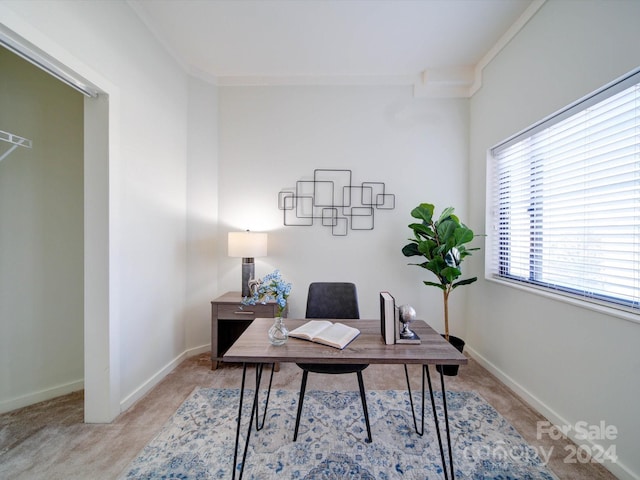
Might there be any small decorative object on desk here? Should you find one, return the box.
[397,304,421,344]
[268,316,289,346]
[243,269,292,345]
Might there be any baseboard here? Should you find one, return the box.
[119,343,210,413]
[0,379,84,415]
[185,343,211,357]
[466,345,638,480]
[0,344,211,416]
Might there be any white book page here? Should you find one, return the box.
[289,320,333,340]
[314,322,359,349]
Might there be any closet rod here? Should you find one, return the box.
[0,129,33,163]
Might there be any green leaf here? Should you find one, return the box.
[417,239,437,258]
[408,222,434,238]
[407,261,430,269]
[410,204,434,223]
[437,219,457,243]
[425,256,447,273]
[452,277,478,289]
[441,266,461,284]
[457,245,478,260]
[402,243,421,257]
[423,281,446,291]
[437,206,455,224]
[454,225,474,245]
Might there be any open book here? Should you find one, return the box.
[289,320,360,349]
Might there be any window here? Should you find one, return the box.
[487,68,640,313]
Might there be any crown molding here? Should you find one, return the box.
[210,73,419,87]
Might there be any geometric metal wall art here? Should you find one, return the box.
[278,169,395,236]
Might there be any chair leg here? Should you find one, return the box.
[293,370,309,441]
[356,371,372,443]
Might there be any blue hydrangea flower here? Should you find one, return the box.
[242,269,291,316]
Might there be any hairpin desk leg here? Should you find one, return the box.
[426,365,455,480]
[232,362,275,480]
[254,363,275,431]
[434,366,455,480]
[404,364,425,435]
[404,364,456,480]
[232,363,249,480]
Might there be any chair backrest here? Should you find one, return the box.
[305,282,360,319]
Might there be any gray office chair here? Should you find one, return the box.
[293,282,372,442]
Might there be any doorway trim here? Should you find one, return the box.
[0,13,119,422]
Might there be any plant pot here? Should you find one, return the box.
[436,335,465,376]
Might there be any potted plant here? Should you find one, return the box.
[401,203,479,375]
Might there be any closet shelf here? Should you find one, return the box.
[0,129,33,163]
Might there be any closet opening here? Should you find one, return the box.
[1,26,115,423]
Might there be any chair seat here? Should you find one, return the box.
[296,363,368,375]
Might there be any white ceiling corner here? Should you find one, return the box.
[128,0,544,97]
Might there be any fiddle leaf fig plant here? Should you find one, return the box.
[402,203,479,340]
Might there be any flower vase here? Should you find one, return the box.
[268,317,288,346]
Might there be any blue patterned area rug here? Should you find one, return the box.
[120,387,557,479]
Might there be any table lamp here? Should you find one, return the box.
[228,230,268,296]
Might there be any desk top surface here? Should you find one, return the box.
[223,318,468,365]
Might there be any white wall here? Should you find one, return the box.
[186,77,219,351]
[0,48,84,412]
[217,85,472,332]
[469,1,640,479]
[0,0,192,417]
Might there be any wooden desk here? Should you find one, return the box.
[225,318,467,480]
[225,318,467,365]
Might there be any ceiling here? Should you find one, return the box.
[129,0,537,95]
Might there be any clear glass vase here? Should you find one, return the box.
[268,317,289,346]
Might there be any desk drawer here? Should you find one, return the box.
[217,303,275,320]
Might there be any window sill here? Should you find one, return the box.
[485,275,640,326]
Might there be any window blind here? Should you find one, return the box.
[488,69,640,312]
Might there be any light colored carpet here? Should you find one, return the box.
[0,356,618,479]
[120,387,557,479]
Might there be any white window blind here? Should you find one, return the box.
[488,69,640,312]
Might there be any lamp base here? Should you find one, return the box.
[241,258,255,297]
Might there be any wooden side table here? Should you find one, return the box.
[210,291,286,370]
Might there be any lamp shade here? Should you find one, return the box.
[228,231,268,258]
